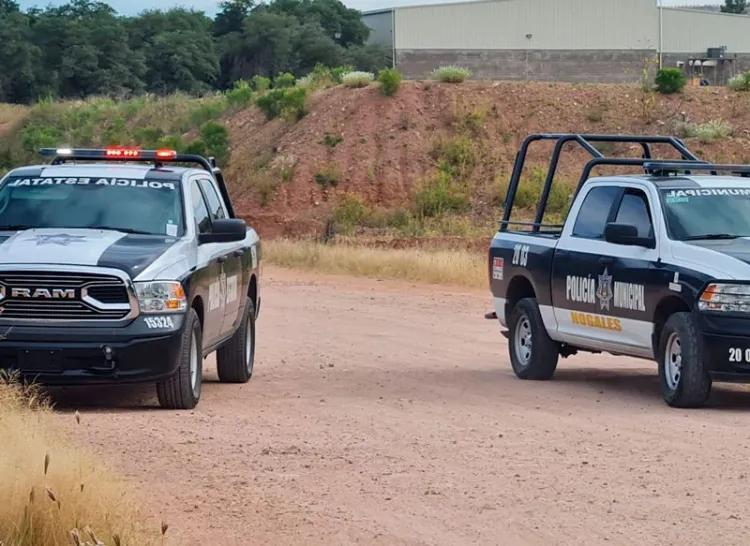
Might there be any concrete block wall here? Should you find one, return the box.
[396,49,656,84]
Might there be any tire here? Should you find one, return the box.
[216,297,256,384]
[156,308,202,410]
[658,312,712,408]
[507,297,559,380]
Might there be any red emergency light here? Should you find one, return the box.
[105,148,140,158]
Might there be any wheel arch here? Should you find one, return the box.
[191,295,205,329]
[652,295,691,358]
[505,274,537,321]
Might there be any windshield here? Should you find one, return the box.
[0,176,183,236]
[660,186,750,240]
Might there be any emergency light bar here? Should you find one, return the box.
[40,147,179,162]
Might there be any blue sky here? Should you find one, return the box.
[16,0,725,16]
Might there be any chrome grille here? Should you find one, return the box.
[0,271,132,321]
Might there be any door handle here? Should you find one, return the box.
[216,255,227,264]
[233,249,245,257]
[599,256,615,265]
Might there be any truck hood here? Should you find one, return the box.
[0,228,177,278]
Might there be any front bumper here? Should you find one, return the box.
[697,312,750,382]
[0,313,186,386]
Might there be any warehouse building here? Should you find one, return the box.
[363,0,750,84]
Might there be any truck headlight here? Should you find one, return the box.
[699,283,750,313]
[134,281,187,314]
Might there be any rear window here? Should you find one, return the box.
[0,175,184,236]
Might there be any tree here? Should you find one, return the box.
[214,0,254,37]
[721,0,747,14]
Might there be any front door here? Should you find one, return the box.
[551,184,659,356]
[196,177,245,338]
[190,178,225,347]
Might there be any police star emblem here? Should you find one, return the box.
[31,233,87,246]
[596,267,614,311]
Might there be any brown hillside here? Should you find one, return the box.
[223,81,750,238]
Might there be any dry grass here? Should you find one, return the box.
[0,104,29,127]
[0,373,166,546]
[265,239,487,289]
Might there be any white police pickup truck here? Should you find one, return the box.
[488,133,750,408]
[0,147,261,410]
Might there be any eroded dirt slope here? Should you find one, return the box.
[225,81,750,237]
[51,268,750,546]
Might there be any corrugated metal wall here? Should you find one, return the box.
[662,8,750,53]
[363,10,394,49]
[393,0,657,51]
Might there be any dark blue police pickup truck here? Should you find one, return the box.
[488,133,750,408]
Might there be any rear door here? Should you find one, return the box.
[551,182,660,357]
[196,177,245,338]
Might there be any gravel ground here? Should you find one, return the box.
[51,267,750,546]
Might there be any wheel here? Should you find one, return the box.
[658,312,711,408]
[156,308,202,410]
[216,297,256,383]
[507,297,559,380]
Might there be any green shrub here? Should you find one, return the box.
[251,75,271,92]
[655,67,686,94]
[431,134,476,179]
[341,71,375,88]
[255,87,308,121]
[431,65,472,83]
[274,72,295,89]
[413,171,469,218]
[675,119,733,142]
[493,167,572,215]
[729,71,750,91]
[377,68,402,96]
[199,120,230,165]
[333,192,369,234]
[329,65,353,83]
[226,79,254,110]
[315,164,339,187]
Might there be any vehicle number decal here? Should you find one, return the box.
[512,244,529,267]
[144,316,175,329]
[728,348,750,363]
[251,245,257,268]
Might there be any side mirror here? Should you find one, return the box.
[604,222,655,248]
[198,218,246,244]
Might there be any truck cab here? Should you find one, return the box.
[489,133,750,408]
[0,147,262,410]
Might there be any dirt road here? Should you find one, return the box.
[53,268,750,546]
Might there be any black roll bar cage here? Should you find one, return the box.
[498,133,726,233]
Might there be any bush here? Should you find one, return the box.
[492,167,572,215]
[431,65,472,83]
[226,79,254,110]
[274,72,295,89]
[413,171,469,218]
[331,65,355,84]
[655,67,686,94]
[333,192,370,234]
[315,164,339,187]
[341,71,375,88]
[251,75,271,92]
[729,71,750,91]
[674,119,733,142]
[377,68,402,96]
[255,87,308,121]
